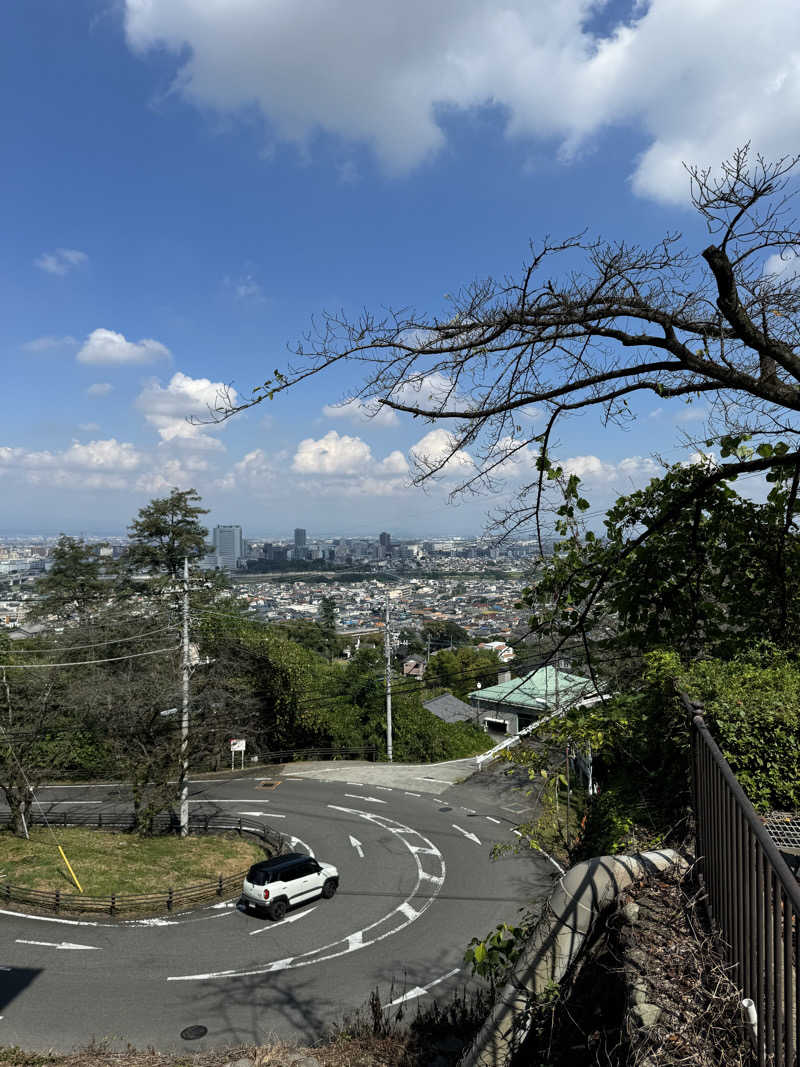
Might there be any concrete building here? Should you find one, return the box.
[213,525,243,572]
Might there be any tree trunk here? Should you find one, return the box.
[2,780,34,839]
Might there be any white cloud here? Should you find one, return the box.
[135,371,234,445]
[0,438,143,490]
[292,430,374,475]
[87,382,113,397]
[223,272,265,303]
[409,429,474,478]
[21,335,78,353]
[77,328,171,366]
[563,454,659,483]
[380,450,409,475]
[763,249,800,279]
[34,248,88,276]
[675,405,708,423]
[217,448,281,491]
[322,398,399,427]
[124,0,800,200]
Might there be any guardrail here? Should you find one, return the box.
[682,690,800,1067]
[0,812,284,916]
[253,744,377,764]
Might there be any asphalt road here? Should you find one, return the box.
[1,764,557,1053]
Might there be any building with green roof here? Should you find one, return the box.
[468,665,603,735]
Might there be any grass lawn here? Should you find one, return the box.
[0,827,266,897]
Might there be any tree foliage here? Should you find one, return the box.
[28,536,111,622]
[127,488,209,579]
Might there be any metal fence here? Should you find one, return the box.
[253,744,377,765]
[0,811,284,916]
[683,691,800,1066]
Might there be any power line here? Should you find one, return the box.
[1,623,178,654]
[0,644,181,669]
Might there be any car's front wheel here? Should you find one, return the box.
[268,898,288,920]
[321,879,337,900]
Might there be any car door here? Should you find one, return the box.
[290,859,321,902]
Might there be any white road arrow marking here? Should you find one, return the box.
[343,794,386,804]
[452,823,481,845]
[385,968,460,1007]
[16,939,99,951]
[349,834,364,858]
[249,906,317,935]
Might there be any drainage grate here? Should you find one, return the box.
[180,1025,208,1041]
[257,780,280,790]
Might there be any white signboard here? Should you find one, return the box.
[230,739,246,752]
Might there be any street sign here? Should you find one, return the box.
[230,737,246,770]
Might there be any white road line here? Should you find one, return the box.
[452,824,482,845]
[0,909,102,927]
[237,810,285,817]
[404,791,421,797]
[16,939,99,951]
[385,967,460,1008]
[188,799,270,804]
[374,786,393,792]
[512,829,523,837]
[343,794,386,804]
[249,906,317,935]
[397,901,419,920]
[168,805,445,982]
[415,777,454,784]
[485,816,501,824]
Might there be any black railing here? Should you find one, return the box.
[683,691,800,1066]
[0,812,284,915]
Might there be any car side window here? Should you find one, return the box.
[282,864,303,882]
[296,860,316,877]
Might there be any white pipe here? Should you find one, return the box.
[741,998,758,1045]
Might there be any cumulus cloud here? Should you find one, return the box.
[34,248,88,276]
[563,454,659,483]
[87,382,113,397]
[763,249,800,279]
[216,448,282,491]
[78,328,171,366]
[135,371,234,445]
[124,0,800,200]
[321,397,399,427]
[21,335,78,353]
[409,429,475,478]
[292,430,373,475]
[0,438,143,490]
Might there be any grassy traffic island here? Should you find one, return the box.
[0,827,266,903]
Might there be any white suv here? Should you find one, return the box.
[242,852,339,920]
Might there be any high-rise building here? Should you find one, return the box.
[213,525,243,571]
[379,531,392,558]
[294,528,307,548]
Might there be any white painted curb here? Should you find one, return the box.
[459,848,688,1067]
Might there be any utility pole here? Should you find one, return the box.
[384,597,393,763]
[180,556,190,836]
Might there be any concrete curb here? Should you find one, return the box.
[459,848,688,1067]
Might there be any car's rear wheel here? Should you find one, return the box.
[321,879,337,900]
[268,898,288,920]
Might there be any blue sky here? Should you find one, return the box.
[3,0,798,539]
